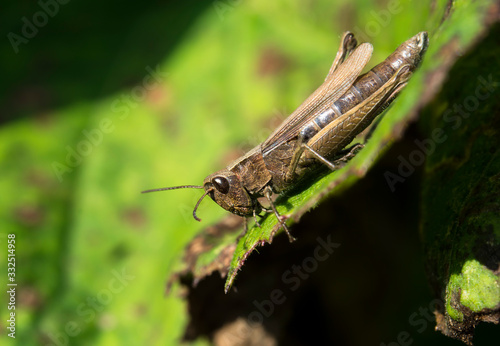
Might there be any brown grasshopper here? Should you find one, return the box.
[143,31,428,242]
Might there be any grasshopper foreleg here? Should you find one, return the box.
[264,186,296,242]
[252,207,262,228]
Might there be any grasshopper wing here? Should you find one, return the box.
[262,41,373,155]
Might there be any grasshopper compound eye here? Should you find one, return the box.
[212,176,230,194]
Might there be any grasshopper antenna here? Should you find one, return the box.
[141,185,211,221]
[141,185,203,193]
[192,188,213,222]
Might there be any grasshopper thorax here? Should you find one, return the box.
[203,169,255,217]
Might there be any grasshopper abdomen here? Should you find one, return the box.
[331,32,428,118]
[289,31,428,181]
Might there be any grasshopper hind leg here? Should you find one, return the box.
[287,64,413,180]
[302,142,364,171]
[326,31,358,80]
[285,112,353,181]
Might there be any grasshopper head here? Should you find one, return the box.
[142,169,254,221]
[203,169,254,217]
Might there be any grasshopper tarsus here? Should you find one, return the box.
[285,232,297,243]
[252,208,262,228]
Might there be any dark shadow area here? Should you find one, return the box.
[0,0,215,123]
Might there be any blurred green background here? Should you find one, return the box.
[0,0,498,345]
